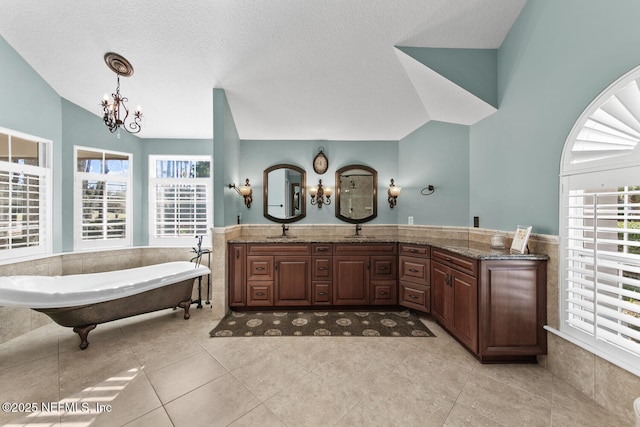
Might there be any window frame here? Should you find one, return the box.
[148,155,212,247]
[558,65,640,377]
[73,146,133,251]
[0,127,52,263]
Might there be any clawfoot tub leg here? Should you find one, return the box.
[177,299,192,319]
[73,324,97,350]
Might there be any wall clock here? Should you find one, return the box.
[313,148,328,174]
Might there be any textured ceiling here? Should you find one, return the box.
[0,1,526,140]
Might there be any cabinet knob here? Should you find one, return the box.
[408,294,418,299]
[409,268,419,273]
[256,292,266,297]
[256,267,265,271]
[380,291,388,296]
[318,267,328,270]
[409,249,418,253]
[380,266,388,270]
[318,292,327,296]
[317,247,328,252]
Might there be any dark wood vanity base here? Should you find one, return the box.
[228,239,548,363]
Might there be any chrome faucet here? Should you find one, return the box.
[281,223,289,237]
[355,224,362,236]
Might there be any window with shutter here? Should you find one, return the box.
[560,65,640,376]
[74,147,132,250]
[0,128,51,261]
[148,156,212,247]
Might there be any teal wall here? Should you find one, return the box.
[469,0,640,234]
[398,121,469,226]
[238,139,398,225]
[397,47,497,108]
[0,36,63,253]
[213,88,242,227]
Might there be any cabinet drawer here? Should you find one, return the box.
[313,258,332,279]
[313,282,332,305]
[248,244,311,256]
[399,256,430,285]
[371,256,396,279]
[312,244,332,255]
[247,256,273,281]
[399,282,430,313]
[431,248,477,277]
[248,281,274,306]
[333,243,397,255]
[370,281,397,305]
[399,244,430,257]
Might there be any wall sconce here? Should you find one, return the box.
[421,185,435,196]
[309,179,332,208]
[228,178,252,208]
[388,179,402,208]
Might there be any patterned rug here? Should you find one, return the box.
[209,310,435,338]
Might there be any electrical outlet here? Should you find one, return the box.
[473,216,479,228]
[408,216,414,225]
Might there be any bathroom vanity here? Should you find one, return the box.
[227,237,548,362]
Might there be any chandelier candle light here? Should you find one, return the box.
[101,52,142,138]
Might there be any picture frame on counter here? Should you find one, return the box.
[510,225,532,254]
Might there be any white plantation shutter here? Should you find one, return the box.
[564,185,640,358]
[80,179,127,241]
[148,156,211,246]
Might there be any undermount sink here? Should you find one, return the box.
[344,235,374,239]
[266,235,298,239]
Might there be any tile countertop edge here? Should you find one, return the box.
[226,237,550,261]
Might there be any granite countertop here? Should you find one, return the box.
[227,236,549,261]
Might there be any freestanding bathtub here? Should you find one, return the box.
[0,261,211,349]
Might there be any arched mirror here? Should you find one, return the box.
[263,164,306,223]
[335,164,377,223]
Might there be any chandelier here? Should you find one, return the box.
[101,52,142,137]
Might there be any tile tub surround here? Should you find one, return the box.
[0,247,197,344]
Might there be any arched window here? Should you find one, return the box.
[559,65,640,375]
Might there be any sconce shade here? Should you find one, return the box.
[324,187,333,197]
[389,186,401,197]
[309,186,318,197]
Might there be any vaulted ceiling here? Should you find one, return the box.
[0,1,526,140]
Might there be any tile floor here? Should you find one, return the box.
[0,307,632,427]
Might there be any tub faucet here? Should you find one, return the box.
[281,224,289,237]
[355,224,362,236]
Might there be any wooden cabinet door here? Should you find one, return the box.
[450,269,478,352]
[228,244,246,307]
[275,256,312,306]
[431,262,450,324]
[478,260,547,358]
[333,255,369,305]
[431,261,478,352]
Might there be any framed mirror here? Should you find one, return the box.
[263,164,306,223]
[335,164,377,223]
